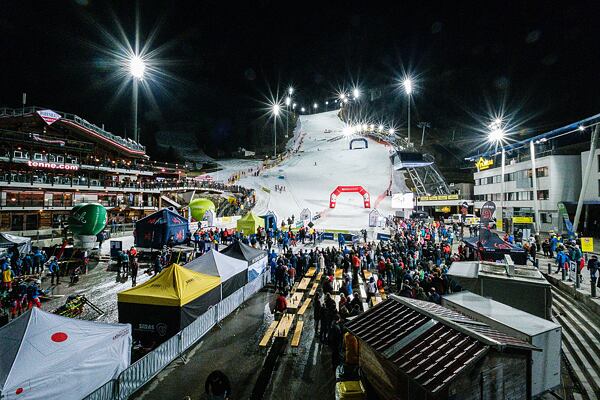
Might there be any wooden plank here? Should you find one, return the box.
[363,270,372,280]
[316,272,323,281]
[335,268,343,279]
[309,282,319,297]
[297,277,311,291]
[290,320,304,347]
[287,292,303,311]
[371,296,382,306]
[298,298,312,315]
[305,267,316,277]
[259,320,278,347]
[274,314,295,338]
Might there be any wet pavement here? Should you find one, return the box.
[133,287,336,400]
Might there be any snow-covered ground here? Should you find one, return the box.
[215,111,405,231]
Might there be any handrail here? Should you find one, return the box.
[0,106,145,153]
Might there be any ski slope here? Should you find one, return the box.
[232,110,403,230]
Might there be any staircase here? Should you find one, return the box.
[551,285,600,399]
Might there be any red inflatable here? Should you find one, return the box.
[329,185,371,208]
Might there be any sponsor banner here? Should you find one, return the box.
[321,232,335,240]
[475,157,494,171]
[27,160,79,171]
[377,233,391,241]
[480,201,496,225]
[36,109,62,125]
[418,194,460,202]
[557,202,574,238]
[512,216,533,224]
[581,237,594,253]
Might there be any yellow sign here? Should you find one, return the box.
[418,194,459,202]
[581,237,594,253]
[475,157,494,171]
[512,216,533,224]
[497,220,503,230]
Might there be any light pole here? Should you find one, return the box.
[325,101,329,111]
[403,78,412,145]
[129,56,145,143]
[488,119,505,231]
[272,104,280,158]
[313,102,318,112]
[417,122,430,147]
[285,96,291,138]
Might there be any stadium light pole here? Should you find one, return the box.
[488,119,506,232]
[417,121,430,147]
[129,56,145,143]
[272,104,280,158]
[325,101,329,111]
[285,96,291,138]
[403,78,413,145]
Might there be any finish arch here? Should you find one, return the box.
[329,185,371,208]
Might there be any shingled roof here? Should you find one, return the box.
[345,295,535,394]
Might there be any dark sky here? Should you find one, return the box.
[2,1,600,142]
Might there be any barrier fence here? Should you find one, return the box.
[84,272,268,400]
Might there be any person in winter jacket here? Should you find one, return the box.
[48,257,60,285]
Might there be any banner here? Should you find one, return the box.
[512,216,533,224]
[36,109,61,125]
[392,192,414,209]
[480,201,496,225]
[557,202,574,238]
[377,233,391,241]
[321,232,335,240]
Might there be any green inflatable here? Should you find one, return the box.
[189,198,216,221]
[68,203,108,236]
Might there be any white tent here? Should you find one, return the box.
[0,233,32,257]
[185,249,248,298]
[221,241,267,281]
[0,307,131,400]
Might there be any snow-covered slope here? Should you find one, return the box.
[232,110,401,230]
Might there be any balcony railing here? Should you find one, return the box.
[0,107,145,153]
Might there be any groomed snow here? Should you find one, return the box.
[227,110,402,231]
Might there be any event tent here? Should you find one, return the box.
[0,307,131,400]
[222,240,267,281]
[463,229,527,265]
[0,233,32,257]
[118,263,221,344]
[236,212,264,235]
[134,208,189,248]
[185,249,248,298]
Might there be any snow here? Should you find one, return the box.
[228,110,406,231]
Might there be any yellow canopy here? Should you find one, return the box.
[236,212,265,235]
[117,263,221,307]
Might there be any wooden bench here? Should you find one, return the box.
[370,296,382,307]
[298,298,312,316]
[297,277,311,291]
[287,292,304,313]
[363,270,372,280]
[309,282,319,297]
[274,314,295,338]
[316,272,323,281]
[359,285,367,301]
[335,268,343,279]
[290,320,304,347]
[259,320,279,347]
[305,267,316,277]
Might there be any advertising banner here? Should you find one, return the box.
[36,109,61,125]
[480,201,496,225]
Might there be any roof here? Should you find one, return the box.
[137,208,188,226]
[185,249,248,281]
[448,261,551,285]
[443,291,560,336]
[221,241,267,265]
[0,307,130,397]
[345,296,534,394]
[117,263,221,307]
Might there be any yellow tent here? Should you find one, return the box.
[236,212,265,235]
[118,263,222,343]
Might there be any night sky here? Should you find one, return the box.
[2,1,600,146]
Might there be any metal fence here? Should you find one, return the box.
[83,272,266,400]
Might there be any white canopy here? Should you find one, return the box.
[0,233,32,257]
[186,249,247,281]
[0,307,131,400]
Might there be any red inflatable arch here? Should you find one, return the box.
[329,185,371,208]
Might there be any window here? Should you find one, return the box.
[13,150,24,159]
[486,176,494,185]
[56,155,64,163]
[493,175,502,184]
[541,213,552,224]
[537,190,549,200]
[33,153,44,161]
[536,167,549,177]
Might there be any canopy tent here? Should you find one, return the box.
[118,264,221,344]
[236,212,264,236]
[463,229,527,265]
[185,249,248,298]
[222,240,267,281]
[0,233,32,257]
[0,307,131,400]
[134,208,190,249]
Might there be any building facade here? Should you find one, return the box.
[474,154,581,233]
[0,107,187,231]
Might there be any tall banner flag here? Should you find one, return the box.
[480,201,496,225]
[557,202,574,238]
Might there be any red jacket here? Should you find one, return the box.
[275,295,287,312]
